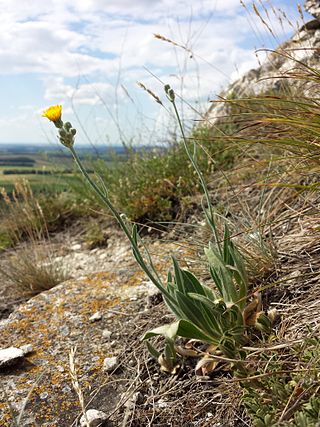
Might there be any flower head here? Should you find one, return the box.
[42,104,76,147]
[42,105,62,123]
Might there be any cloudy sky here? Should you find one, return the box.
[0,0,308,146]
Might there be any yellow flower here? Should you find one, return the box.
[42,105,62,122]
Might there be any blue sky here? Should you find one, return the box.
[0,0,310,146]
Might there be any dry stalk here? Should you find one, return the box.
[69,347,89,427]
[137,82,163,106]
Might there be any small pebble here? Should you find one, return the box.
[71,243,81,251]
[89,311,102,322]
[60,325,70,336]
[102,329,112,340]
[80,409,108,427]
[103,356,118,372]
[62,385,71,393]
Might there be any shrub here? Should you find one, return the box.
[70,125,237,225]
[0,180,69,295]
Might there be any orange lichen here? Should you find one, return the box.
[0,242,183,425]
[0,273,126,425]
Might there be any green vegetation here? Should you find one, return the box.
[2,25,320,427]
[72,125,237,225]
[41,67,319,425]
[243,337,320,426]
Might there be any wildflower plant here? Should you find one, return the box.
[42,88,269,375]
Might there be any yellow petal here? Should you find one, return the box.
[42,105,62,122]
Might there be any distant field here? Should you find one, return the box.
[0,143,157,195]
[0,150,76,194]
[0,145,124,194]
[0,172,79,194]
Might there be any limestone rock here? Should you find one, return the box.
[70,243,81,251]
[0,346,24,368]
[305,0,320,19]
[0,238,181,425]
[80,409,108,427]
[205,5,320,126]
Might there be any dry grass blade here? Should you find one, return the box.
[69,347,90,427]
[137,82,163,106]
[0,242,68,296]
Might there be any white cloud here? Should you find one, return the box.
[0,0,303,144]
[43,77,115,105]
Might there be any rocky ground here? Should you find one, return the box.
[0,185,319,426]
[0,225,198,426]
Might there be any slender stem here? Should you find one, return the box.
[69,146,170,296]
[171,101,222,254]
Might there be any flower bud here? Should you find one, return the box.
[164,84,175,102]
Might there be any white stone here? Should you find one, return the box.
[40,392,48,400]
[102,356,118,372]
[89,311,102,322]
[20,344,33,355]
[0,347,24,368]
[102,329,112,340]
[71,243,81,251]
[80,409,108,427]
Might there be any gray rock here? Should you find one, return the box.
[102,329,112,340]
[102,356,118,372]
[60,325,70,336]
[80,409,108,427]
[89,311,102,322]
[0,347,24,369]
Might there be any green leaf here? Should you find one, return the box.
[201,282,217,300]
[223,224,231,265]
[172,257,185,293]
[163,290,185,318]
[187,292,216,308]
[142,321,180,341]
[209,265,224,298]
[132,224,138,245]
[164,338,176,364]
[146,341,161,359]
[176,319,218,343]
[143,319,217,344]
[172,291,203,326]
[180,269,207,295]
